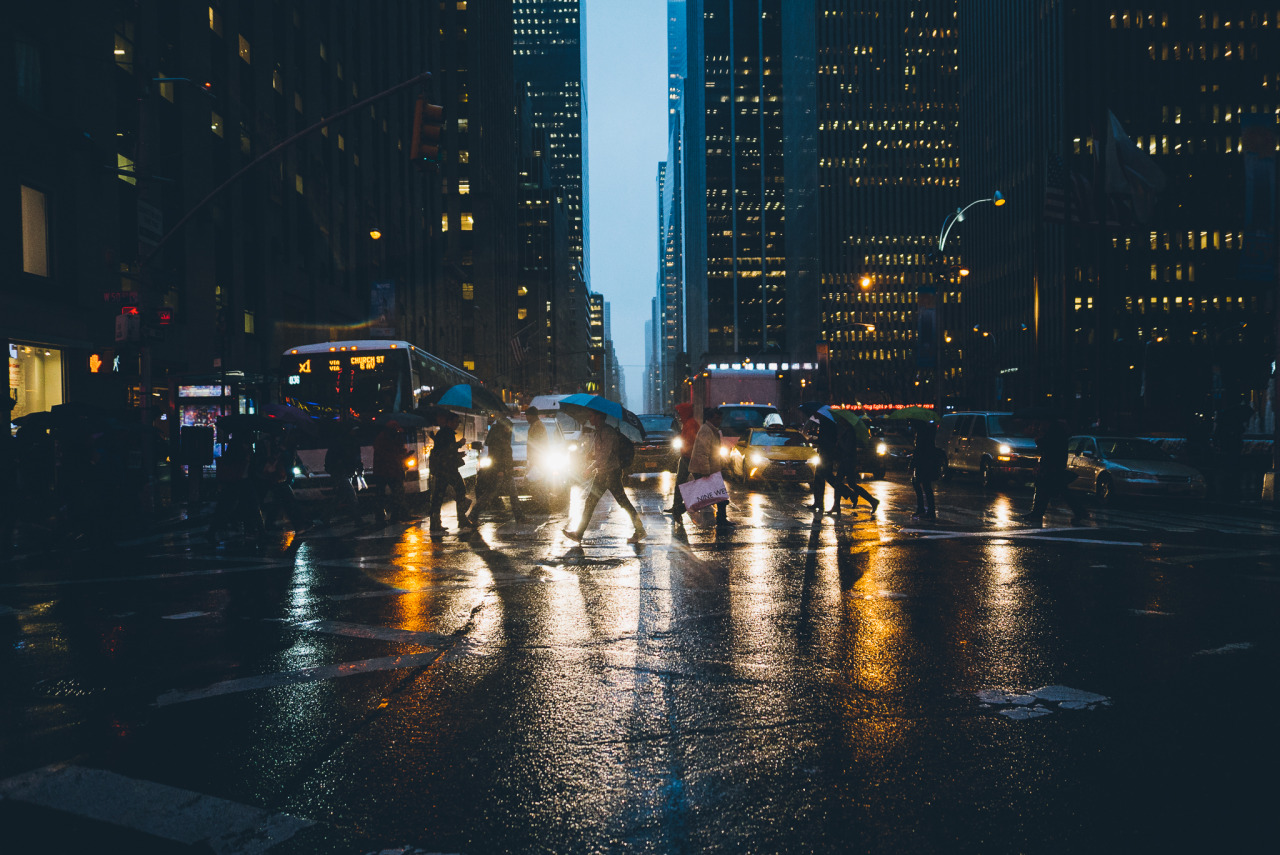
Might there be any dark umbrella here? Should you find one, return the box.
[260,402,319,433]
[557,393,646,443]
[216,413,275,434]
[799,401,827,416]
[368,411,431,430]
[420,383,508,415]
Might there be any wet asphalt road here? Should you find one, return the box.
[1,473,1278,853]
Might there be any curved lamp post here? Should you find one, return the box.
[932,191,1005,414]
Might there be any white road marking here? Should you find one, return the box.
[1193,642,1253,656]
[161,611,210,620]
[0,562,294,589]
[155,651,442,706]
[301,619,454,647]
[0,763,313,854]
[1159,549,1280,565]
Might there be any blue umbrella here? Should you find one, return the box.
[558,393,646,443]
[421,383,508,415]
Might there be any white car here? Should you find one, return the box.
[1066,435,1207,503]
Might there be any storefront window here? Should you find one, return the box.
[8,342,64,421]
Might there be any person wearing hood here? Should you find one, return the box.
[666,402,699,517]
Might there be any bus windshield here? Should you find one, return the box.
[282,350,405,420]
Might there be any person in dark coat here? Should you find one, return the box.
[808,414,839,514]
[469,417,523,524]
[829,420,878,517]
[666,401,699,516]
[325,422,363,522]
[563,411,645,542]
[1020,418,1087,524]
[911,420,940,521]
[427,411,472,532]
[372,420,412,523]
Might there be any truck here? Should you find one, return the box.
[686,368,785,452]
[687,368,784,414]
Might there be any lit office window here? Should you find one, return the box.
[461,213,474,231]
[238,34,251,63]
[21,185,49,277]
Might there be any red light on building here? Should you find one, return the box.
[121,306,140,315]
[156,308,173,325]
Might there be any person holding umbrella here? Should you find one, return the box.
[830,417,879,517]
[428,411,473,533]
[563,410,646,543]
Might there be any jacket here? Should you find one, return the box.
[689,421,722,476]
[372,426,408,479]
[675,402,699,460]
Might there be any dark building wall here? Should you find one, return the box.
[960,1,1277,431]
[5,0,444,411]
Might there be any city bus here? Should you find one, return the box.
[280,340,489,497]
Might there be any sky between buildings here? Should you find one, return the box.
[585,0,668,412]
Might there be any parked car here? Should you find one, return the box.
[1066,435,1207,502]
[936,411,1039,486]
[726,427,819,485]
[632,414,680,474]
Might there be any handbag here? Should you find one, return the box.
[678,471,729,512]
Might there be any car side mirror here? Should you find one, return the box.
[1081,450,1095,458]
[470,441,483,450]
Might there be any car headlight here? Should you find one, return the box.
[750,453,766,466]
[998,444,1012,455]
[719,446,729,458]
[548,453,570,469]
[672,437,684,451]
[293,466,304,477]
[809,455,821,467]
[405,455,418,470]
[876,442,888,456]
[478,457,493,469]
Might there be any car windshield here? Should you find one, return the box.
[1098,438,1169,461]
[510,419,557,444]
[751,430,807,447]
[639,415,675,435]
[719,406,777,435]
[987,415,1034,437]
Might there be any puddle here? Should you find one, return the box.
[977,684,1111,719]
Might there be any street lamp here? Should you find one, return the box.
[931,191,1005,414]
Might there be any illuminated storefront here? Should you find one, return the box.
[8,341,65,420]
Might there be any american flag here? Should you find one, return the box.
[1044,152,1068,223]
[509,324,533,365]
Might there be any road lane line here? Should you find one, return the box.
[301,619,454,647]
[155,651,442,706]
[0,763,313,853]
[0,562,295,589]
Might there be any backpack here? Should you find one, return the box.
[617,435,636,468]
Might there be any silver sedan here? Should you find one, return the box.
[1066,435,1206,503]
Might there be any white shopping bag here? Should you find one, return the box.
[678,472,729,512]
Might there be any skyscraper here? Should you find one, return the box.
[959,1,1277,431]
[514,0,590,289]
[683,0,793,366]
[797,1,963,405]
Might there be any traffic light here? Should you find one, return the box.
[410,96,444,164]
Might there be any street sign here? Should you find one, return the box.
[115,314,141,342]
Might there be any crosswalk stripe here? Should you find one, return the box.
[0,763,313,853]
[0,562,294,590]
[155,651,442,706]
[302,619,454,647]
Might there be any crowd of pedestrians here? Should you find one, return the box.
[3,393,1111,558]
